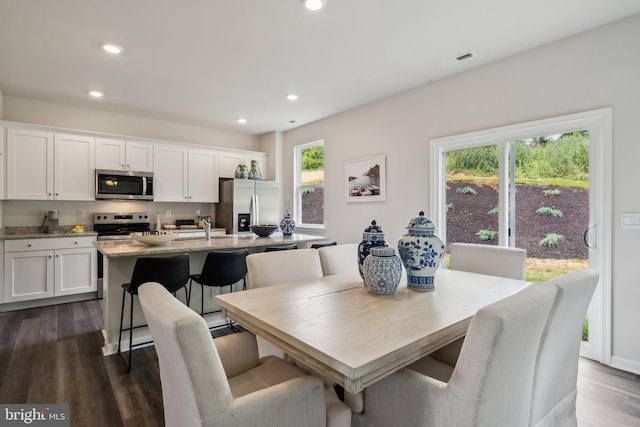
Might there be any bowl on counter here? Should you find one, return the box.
[130,231,179,246]
[249,224,278,237]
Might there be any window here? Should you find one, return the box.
[294,140,324,228]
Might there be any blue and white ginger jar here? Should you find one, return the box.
[357,220,389,283]
[279,210,296,236]
[363,247,402,295]
[397,211,445,291]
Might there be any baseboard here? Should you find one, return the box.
[610,355,640,375]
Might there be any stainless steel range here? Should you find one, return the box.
[95,212,151,297]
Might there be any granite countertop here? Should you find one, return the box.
[94,233,325,258]
[0,228,98,240]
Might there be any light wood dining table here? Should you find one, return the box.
[215,269,529,394]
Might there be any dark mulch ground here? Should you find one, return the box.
[446,182,589,259]
[301,182,588,260]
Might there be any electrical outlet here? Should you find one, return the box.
[196,210,201,218]
[166,210,172,218]
[77,209,86,219]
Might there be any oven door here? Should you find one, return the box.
[95,170,154,200]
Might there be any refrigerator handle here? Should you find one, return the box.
[251,194,259,225]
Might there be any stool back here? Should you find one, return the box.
[130,254,190,294]
[199,250,248,286]
[264,244,298,252]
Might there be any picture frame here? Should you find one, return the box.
[345,155,386,202]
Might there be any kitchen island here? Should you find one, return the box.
[95,233,326,355]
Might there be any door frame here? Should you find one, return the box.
[428,108,613,364]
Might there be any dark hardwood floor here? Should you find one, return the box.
[1,299,639,426]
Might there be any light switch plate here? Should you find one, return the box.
[621,213,640,229]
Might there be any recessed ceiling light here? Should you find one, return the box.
[102,43,123,54]
[237,118,247,124]
[89,90,104,98]
[286,94,299,101]
[303,0,325,11]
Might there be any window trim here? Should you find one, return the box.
[293,139,325,229]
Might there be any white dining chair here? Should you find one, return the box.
[449,242,527,280]
[351,282,557,427]
[246,248,324,358]
[529,268,598,427]
[138,282,351,427]
[317,243,359,276]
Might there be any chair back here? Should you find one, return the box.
[449,243,526,280]
[311,241,337,249]
[449,282,557,426]
[530,269,599,427]
[199,250,248,286]
[247,249,323,288]
[264,243,298,252]
[318,244,359,276]
[130,254,190,293]
[138,282,232,427]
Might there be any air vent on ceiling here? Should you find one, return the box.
[440,51,475,68]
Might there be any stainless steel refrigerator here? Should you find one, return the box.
[216,178,280,234]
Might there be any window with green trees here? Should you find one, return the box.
[294,140,324,227]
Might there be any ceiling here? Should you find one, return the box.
[1,1,639,135]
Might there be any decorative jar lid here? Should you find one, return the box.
[406,211,436,234]
[283,210,292,219]
[370,247,396,257]
[363,220,384,234]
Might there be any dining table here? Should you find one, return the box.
[215,268,530,394]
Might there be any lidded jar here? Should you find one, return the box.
[235,164,249,179]
[248,160,263,180]
[280,210,296,236]
[363,247,402,295]
[357,220,389,283]
[397,211,445,291]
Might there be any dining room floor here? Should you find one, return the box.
[1,298,638,426]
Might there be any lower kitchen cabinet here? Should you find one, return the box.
[3,236,97,303]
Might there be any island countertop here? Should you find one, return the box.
[94,233,326,258]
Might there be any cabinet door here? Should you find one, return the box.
[7,128,54,200]
[218,151,245,178]
[0,128,6,200]
[126,141,154,172]
[154,144,188,201]
[95,137,126,170]
[4,250,54,302]
[54,248,97,296]
[54,133,96,200]
[188,149,218,203]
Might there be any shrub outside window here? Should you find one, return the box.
[294,140,324,228]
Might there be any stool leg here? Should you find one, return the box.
[201,283,205,317]
[128,293,134,372]
[188,279,193,306]
[118,289,126,356]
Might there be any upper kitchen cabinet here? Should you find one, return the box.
[95,137,154,172]
[218,151,268,179]
[154,144,219,203]
[0,128,6,200]
[7,129,95,200]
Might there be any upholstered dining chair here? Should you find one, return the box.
[351,282,557,427]
[449,242,527,280]
[317,243,359,276]
[138,282,351,427]
[529,268,598,427]
[431,242,528,368]
[246,248,324,358]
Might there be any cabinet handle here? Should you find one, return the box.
[48,193,52,196]
[74,241,78,244]
[27,243,32,247]
[55,193,59,196]
[48,255,52,259]
[126,164,130,168]
[121,164,125,169]
[56,254,60,258]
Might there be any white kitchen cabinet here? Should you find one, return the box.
[96,137,154,172]
[54,133,95,200]
[0,128,6,200]
[154,144,218,203]
[218,151,245,178]
[7,128,54,199]
[218,151,269,179]
[3,237,97,303]
[7,129,95,200]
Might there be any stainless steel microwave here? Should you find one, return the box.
[95,170,154,201]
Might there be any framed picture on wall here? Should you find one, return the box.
[345,155,386,202]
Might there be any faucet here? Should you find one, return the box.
[201,218,211,241]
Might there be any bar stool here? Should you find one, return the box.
[264,243,298,252]
[311,241,337,249]
[188,249,248,322]
[118,254,190,372]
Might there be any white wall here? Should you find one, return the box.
[3,96,259,151]
[282,14,640,369]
